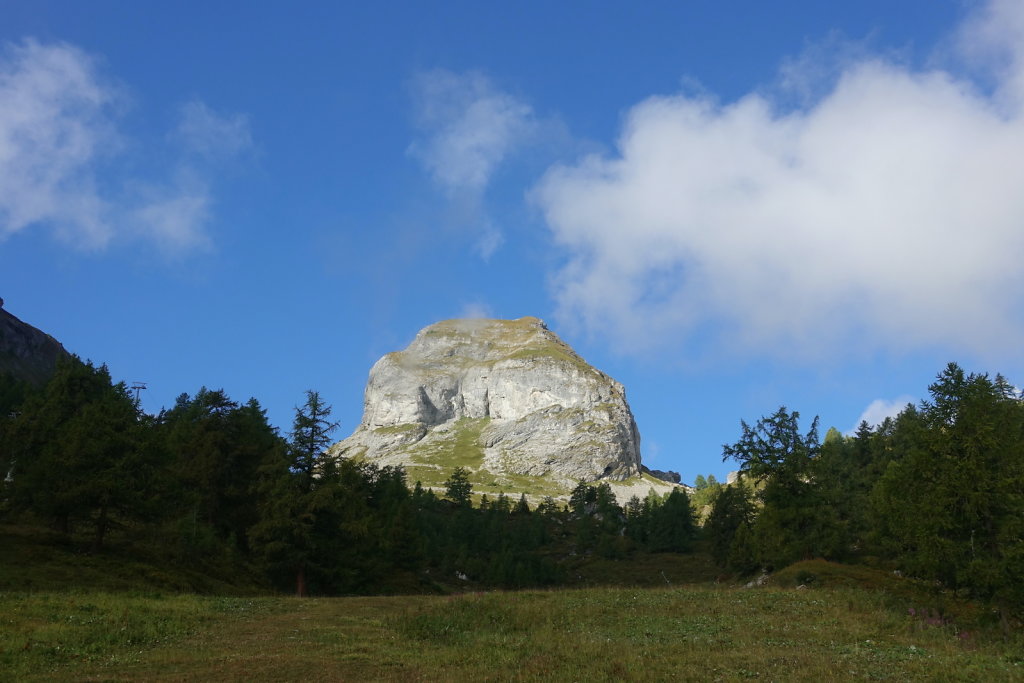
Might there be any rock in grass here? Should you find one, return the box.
[330,317,642,487]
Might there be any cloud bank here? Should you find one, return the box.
[0,40,250,253]
[534,0,1024,361]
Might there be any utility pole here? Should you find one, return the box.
[131,381,147,408]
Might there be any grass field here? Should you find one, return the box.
[3,524,1021,680]
[4,583,1022,681]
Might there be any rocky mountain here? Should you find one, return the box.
[332,317,677,499]
[0,298,69,385]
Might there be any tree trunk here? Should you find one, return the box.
[296,564,307,598]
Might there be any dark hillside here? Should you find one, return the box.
[0,299,69,386]
[0,523,269,595]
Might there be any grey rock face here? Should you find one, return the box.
[331,317,642,485]
[643,466,682,484]
[0,304,69,386]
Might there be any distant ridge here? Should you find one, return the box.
[0,299,70,385]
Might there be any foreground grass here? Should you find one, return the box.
[4,585,1022,681]
[1,592,281,679]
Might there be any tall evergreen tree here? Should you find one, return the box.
[251,390,341,596]
[159,388,283,553]
[705,483,757,572]
[289,390,340,493]
[444,467,473,507]
[723,407,842,568]
[872,364,1024,616]
[646,488,697,552]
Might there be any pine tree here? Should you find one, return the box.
[250,390,341,596]
[871,364,1024,617]
[647,489,697,552]
[706,484,757,572]
[158,388,284,553]
[444,467,473,507]
[723,407,842,568]
[289,390,339,493]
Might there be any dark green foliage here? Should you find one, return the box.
[444,466,472,507]
[704,363,1024,617]
[288,390,339,493]
[722,406,844,569]
[410,469,564,589]
[705,484,757,572]
[157,388,284,555]
[2,356,148,549]
[566,481,626,557]
[0,372,35,502]
[0,371,33,417]
[250,390,347,595]
[871,364,1024,613]
[722,406,820,484]
[625,488,698,554]
[7,350,1022,612]
[689,472,724,520]
[646,489,697,552]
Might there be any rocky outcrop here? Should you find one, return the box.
[331,317,643,487]
[642,466,682,484]
[0,300,69,385]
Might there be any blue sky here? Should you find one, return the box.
[3,1,1023,484]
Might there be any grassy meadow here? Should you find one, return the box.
[3,525,1022,681]
[4,580,1023,681]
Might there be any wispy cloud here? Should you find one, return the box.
[173,100,252,161]
[130,176,211,253]
[533,0,1024,362]
[0,39,251,254]
[458,301,494,320]
[409,68,534,193]
[408,69,534,259]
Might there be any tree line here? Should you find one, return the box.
[2,357,1020,617]
[705,362,1023,620]
[0,356,697,596]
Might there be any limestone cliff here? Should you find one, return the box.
[331,317,645,491]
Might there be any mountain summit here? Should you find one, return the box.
[331,317,651,496]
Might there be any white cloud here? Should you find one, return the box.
[849,395,915,433]
[533,0,1024,361]
[0,39,250,254]
[0,39,117,249]
[409,69,534,258]
[409,69,534,193]
[957,0,1024,107]
[130,177,211,253]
